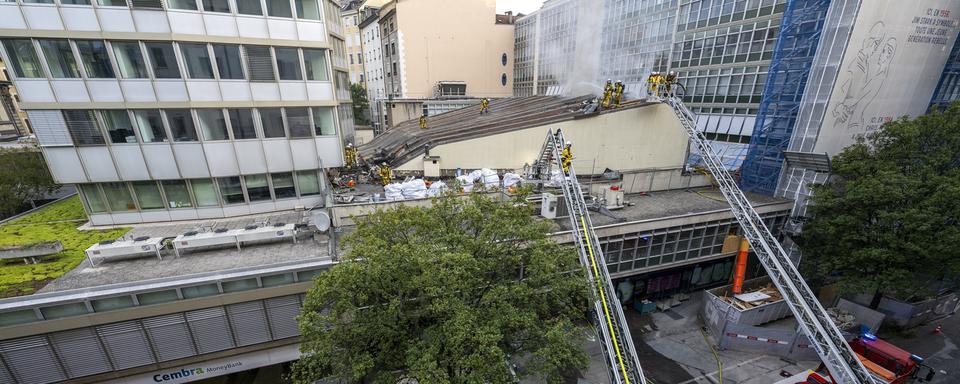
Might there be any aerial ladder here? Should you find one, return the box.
[661,94,880,384]
[530,130,646,384]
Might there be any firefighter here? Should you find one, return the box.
[480,98,490,115]
[560,141,573,175]
[613,80,625,108]
[378,162,392,186]
[344,142,357,169]
[418,114,427,129]
[647,72,660,97]
[665,70,677,97]
[602,79,614,109]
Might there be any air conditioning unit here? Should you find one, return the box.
[85,237,165,266]
[540,193,569,219]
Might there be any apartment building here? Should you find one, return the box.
[341,0,365,85]
[0,0,351,225]
[359,4,386,133]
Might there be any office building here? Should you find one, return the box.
[0,59,29,138]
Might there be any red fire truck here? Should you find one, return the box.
[774,334,937,384]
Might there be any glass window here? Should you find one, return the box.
[168,0,197,10]
[259,108,285,138]
[63,110,105,146]
[218,177,245,204]
[101,110,137,144]
[212,44,244,80]
[228,108,257,139]
[132,181,164,210]
[285,107,311,137]
[2,39,44,78]
[311,106,335,136]
[296,269,321,281]
[295,0,320,20]
[196,109,228,141]
[266,0,292,17]
[61,0,91,4]
[102,182,136,211]
[162,180,193,208]
[181,283,220,299]
[80,184,107,213]
[97,0,127,6]
[111,41,148,79]
[302,48,328,80]
[244,174,271,201]
[236,0,262,14]
[22,0,55,3]
[0,309,39,327]
[275,47,302,80]
[92,296,135,312]
[40,303,88,320]
[133,110,167,143]
[272,173,295,198]
[144,42,181,79]
[201,0,230,12]
[75,40,115,78]
[222,278,259,293]
[261,273,294,287]
[137,290,180,305]
[296,170,319,196]
[191,179,220,207]
[38,39,80,78]
[165,109,198,142]
[180,43,214,79]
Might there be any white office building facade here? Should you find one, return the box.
[0,0,349,225]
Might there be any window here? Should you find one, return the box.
[439,83,466,96]
[311,106,335,135]
[501,52,507,66]
[63,110,105,145]
[228,108,257,139]
[145,42,181,79]
[60,0,91,4]
[349,54,353,65]
[97,0,127,6]
[181,283,220,299]
[165,109,198,142]
[244,174,271,201]
[80,184,107,213]
[297,269,321,281]
[0,309,39,327]
[40,303,88,320]
[236,0,261,14]
[180,43,214,79]
[168,0,197,10]
[1,39,43,78]
[296,170,319,195]
[196,109,229,140]
[222,278,259,293]
[218,177,245,204]
[75,40,115,78]
[261,273,294,287]
[133,110,167,143]
[111,41,148,79]
[275,47,302,80]
[191,179,219,207]
[137,290,179,305]
[132,181,164,209]
[244,45,275,81]
[266,0,292,17]
[270,173,295,198]
[38,40,80,78]
[201,0,230,12]
[295,0,320,20]
[285,107,311,137]
[162,180,193,208]
[22,0,54,3]
[302,48,328,80]
[102,182,136,211]
[212,44,244,80]
[501,73,507,86]
[101,110,136,143]
[259,108,285,138]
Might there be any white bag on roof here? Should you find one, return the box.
[384,183,404,201]
[547,170,565,187]
[480,168,499,188]
[456,175,474,192]
[467,169,483,182]
[427,180,447,197]
[402,179,427,199]
[502,173,521,188]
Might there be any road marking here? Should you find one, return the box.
[676,356,766,384]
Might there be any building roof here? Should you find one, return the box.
[357,95,656,167]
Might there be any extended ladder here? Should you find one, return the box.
[664,97,879,384]
[532,130,646,384]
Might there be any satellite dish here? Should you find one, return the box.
[309,210,331,232]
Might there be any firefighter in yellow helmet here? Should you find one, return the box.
[665,70,678,97]
[378,162,392,186]
[480,98,490,115]
[560,141,573,174]
[418,114,427,129]
[613,80,625,108]
[344,142,358,169]
[602,79,614,109]
[647,72,660,97]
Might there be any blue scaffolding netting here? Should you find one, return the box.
[739,0,832,195]
[930,36,960,109]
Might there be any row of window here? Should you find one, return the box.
[5,0,328,21]
[62,106,337,146]
[672,20,779,68]
[677,65,769,102]
[1,38,330,83]
[79,171,321,213]
[676,0,784,32]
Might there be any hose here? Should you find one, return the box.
[699,326,723,384]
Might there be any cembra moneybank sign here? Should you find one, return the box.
[153,362,242,382]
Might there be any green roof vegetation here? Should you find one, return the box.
[0,197,129,298]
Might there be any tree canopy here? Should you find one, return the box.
[351,83,370,125]
[801,103,960,306]
[293,192,591,383]
[0,147,59,219]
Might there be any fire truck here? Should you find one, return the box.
[774,334,937,384]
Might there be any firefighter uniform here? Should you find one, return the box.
[647,72,660,97]
[560,143,573,174]
[480,98,490,115]
[613,81,625,108]
[378,163,392,186]
[602,80,614,109]
[665,71,677,97]
[344,143,358,169]
[419,115,427,129]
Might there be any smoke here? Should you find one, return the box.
[562,0,606,96]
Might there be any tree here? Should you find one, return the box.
[293,192,591,383]
[351,83,370,125]
[0,147,59,218]
[800,103,960,308]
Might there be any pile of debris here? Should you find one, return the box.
[826,307,858,330]
[719,284,784,310]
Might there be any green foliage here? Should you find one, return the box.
[0,147,59,218]
[0,197,129,297]
[293,192,591,383]
[801,103,960,302]
[351,83,370,125]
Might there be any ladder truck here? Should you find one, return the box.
[662,95,881,384]
[530,130,647,384]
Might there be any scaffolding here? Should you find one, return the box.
[930,38,960,109]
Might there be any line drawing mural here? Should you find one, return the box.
[832,21,898,132]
